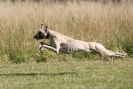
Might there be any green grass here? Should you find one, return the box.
[0,58,132,89]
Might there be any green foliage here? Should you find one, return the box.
[122,41,133,57]
[72,51,96,60]
[8,51,25,63]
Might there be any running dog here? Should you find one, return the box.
[34,24,127,57]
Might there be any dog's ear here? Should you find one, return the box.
[41,24,44,29]
[44,26,48,32]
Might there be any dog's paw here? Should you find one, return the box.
[39,43,45,51]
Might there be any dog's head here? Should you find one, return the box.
[33,24,50,40]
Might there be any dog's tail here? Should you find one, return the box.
[95,43,127,57]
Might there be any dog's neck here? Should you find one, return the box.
[48,30,72,40]
[45,30,57,39]
[47,30,59,38]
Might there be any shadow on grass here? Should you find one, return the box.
[0,71,76,76]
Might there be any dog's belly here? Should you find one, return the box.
[62,39,89,52]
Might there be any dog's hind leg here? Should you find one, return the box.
[95,44,113,56]
[95,43,127,57]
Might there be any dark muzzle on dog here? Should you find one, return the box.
[33,31,45,40]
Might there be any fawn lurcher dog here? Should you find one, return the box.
[33,24,127,57]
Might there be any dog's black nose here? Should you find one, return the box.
[33,36,36,39]
[33,35,38,40]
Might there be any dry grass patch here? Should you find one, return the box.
[0,2,132,63]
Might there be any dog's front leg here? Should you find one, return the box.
[53,38,61,54]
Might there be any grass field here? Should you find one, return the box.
[0,1,133,89]
[0,58,133,89]
[0,1,133,63]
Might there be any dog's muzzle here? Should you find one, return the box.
[33,35,39,40]
[33,34,45,40]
